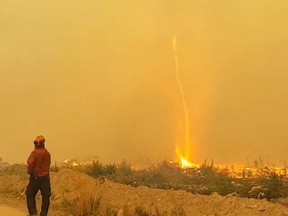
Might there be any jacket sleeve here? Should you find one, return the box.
[27,152,35,175]
[48,151,51,166]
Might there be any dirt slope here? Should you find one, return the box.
[50,169,288,216]
[1,169,288,215]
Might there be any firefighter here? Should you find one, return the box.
[26,135,51,216]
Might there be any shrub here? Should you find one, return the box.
[135,206,149,216]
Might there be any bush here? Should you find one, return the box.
[69,159,288,202]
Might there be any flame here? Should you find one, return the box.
[176,148,199,169]
[180,156,199,169]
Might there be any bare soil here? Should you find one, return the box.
[0,193,67,216]
[0,204,26,216]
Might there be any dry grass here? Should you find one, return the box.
[0,165,27,198]
[75,187,101,216]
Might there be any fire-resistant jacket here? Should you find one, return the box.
[27,148,51,177]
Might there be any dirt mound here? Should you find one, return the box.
[50,169,288,216]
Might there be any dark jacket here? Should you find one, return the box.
[27,148,51,177]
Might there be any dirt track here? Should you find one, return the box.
[0,205,26,216]
[0,193,67,216]
[0,194,28,216]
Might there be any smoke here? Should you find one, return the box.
[1,0,288,165]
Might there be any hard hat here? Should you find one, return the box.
[34,135,45,145]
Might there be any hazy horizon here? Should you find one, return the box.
[1,1,288,166]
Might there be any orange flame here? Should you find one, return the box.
[176,148,199,169]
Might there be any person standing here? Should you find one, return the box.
[26,135,51,216]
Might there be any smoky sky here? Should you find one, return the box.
[1,0,288,166]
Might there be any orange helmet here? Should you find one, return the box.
[34,135,45,145]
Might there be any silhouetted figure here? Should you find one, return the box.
[26,135,51,216]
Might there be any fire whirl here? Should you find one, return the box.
[173,36,199,169]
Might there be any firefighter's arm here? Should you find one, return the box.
[27,152,35,175]
[48,152,51,166]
